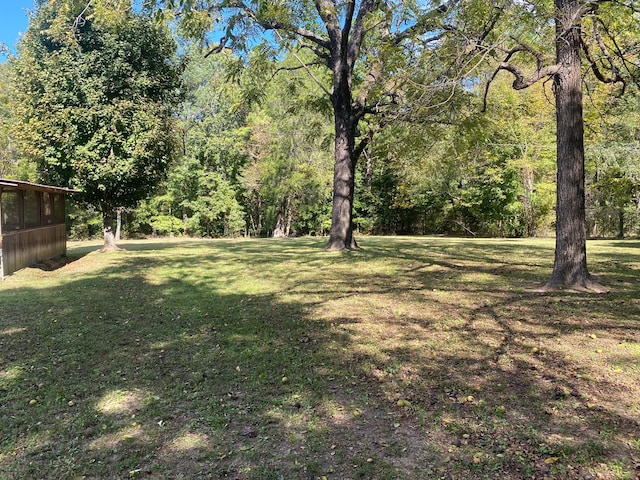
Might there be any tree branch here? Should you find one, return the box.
[353,133,371,164]
[224,0,331,50]
[393,0,458,45]
[581,24,625,93]
[594,15,640,81]
[342,0,357,62]
[204,37,229,58]
[482,39,560,111]
[269,61,325,80]
[499,62,561,90]
[347,0,379,69]
[298,41,331,64]
[270,29,333,98]
[262,23,331,50]
[315,0,342,53]
[73,1,93,30]
[353,0,457,118]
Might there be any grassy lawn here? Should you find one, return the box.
[1,236,639,480]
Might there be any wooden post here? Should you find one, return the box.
[0,234,4,280]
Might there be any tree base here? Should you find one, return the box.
[99,244,124,253]
[534,276,609,294]
[324,236,360,251]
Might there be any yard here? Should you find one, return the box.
[1,236,639,479]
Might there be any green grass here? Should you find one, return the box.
[1,236,639,479]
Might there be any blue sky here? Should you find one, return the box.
[0,0,35,60]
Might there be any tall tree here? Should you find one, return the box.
[0,63,18,178]
[483,0,639,291]
[155,0,459,250]
[12,0,183,251]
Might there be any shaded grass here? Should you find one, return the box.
[1,236,639,479]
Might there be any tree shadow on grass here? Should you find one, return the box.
[29,254,84,272]
[1,238,639,479]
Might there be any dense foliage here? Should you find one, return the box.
[2,0,640,243]
[11,0,183,248]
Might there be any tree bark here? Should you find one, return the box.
[273,212,286,238]
[285,196,292,237]
[325,82,359,250]
[617,210,624,239]
[521,165,535,236]
[544,0,604,292]
[115,207,122,241]
[100,210,121,253]
[182,206,188,235]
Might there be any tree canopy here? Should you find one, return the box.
[12,0,184,250]
[151,0,479,249]
[3,0,640,289]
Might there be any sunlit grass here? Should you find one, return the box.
[0,236,638,479]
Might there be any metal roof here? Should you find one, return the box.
[0,178,80,194]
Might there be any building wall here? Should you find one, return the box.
[1,224,67,276]
[0,182,72,278]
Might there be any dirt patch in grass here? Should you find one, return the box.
[1,236,639,479]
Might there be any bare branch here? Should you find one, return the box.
[271,28,332,98]
[595,15,640,77]
[482,49,560,112]
[204,37,229,58]
[500,62,561,90]
[73,1,93,30]
[482,39,560,111]
[298,41,331,64]
[224,0,331,50]
[580,23,625,93]
[269,61,325,80]
[506,36,547,73]
[393,0,458,45]
[353,135,371,163]
[262,23,331,50]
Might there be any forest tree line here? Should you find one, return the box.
[1,0,639,245]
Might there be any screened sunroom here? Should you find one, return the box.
[0,179,78,278]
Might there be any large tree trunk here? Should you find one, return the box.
[100,210,121,253]
[325,101,358,250]
[544,0,604,292]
